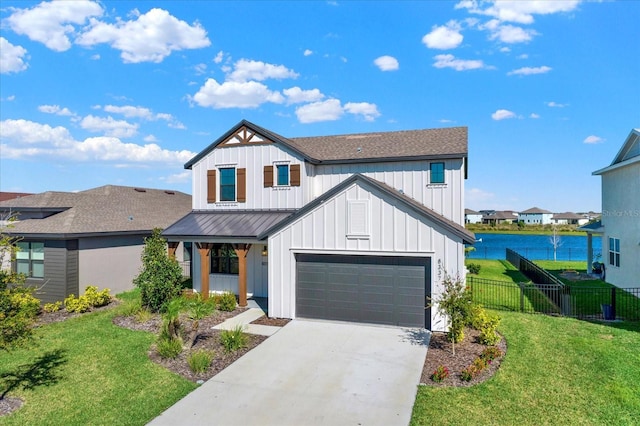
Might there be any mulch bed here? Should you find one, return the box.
[34,299,121,327]
[421,328,507,387]
[250,315,291,327]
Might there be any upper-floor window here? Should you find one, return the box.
[430,162,445,184]
[609,237,620,267]
[219,167,236,201]
[15,241,44,278]
[276,164,289,186]
[210,243,238,274]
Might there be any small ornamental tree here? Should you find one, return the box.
[1,215,39,351]
[430,272,474,356]
[133,228,182,313]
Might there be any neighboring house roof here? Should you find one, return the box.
[520,207,553,214]
[465,208,480,215]
[162,210,295,241]
[0,185,192,238]
[579,220,604,233]
[257,173,475,244]
[185,119,468,168]
[0,192,33,202]
[483,211,517,220]
[593,128,640,175]
[552,212,584,220]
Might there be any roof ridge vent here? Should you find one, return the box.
[134,188,147,193]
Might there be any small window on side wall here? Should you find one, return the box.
[430,162,445,184]
[219,167,236,201]
[276,164,289,186]
[608,237,620,267]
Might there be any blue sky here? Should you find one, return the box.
[1,0,638,213]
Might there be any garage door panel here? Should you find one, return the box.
[296,254,431,328]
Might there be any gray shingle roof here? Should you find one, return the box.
[185,120,468,168]
[520,207,553,214]
[0,185,192,237]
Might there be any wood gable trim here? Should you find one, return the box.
[219,125,274,147]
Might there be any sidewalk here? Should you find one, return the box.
[213,307,281,336]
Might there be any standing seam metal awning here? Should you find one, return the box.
[162,210,296,240]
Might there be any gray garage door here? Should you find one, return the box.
[296,254,431,328]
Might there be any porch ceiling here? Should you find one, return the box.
[162,210,295,240]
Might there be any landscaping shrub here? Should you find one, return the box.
[467,263,481,275]
[431,365,450,383]
[219,325,248,353]
[84,285,112,307]
[0,283,39,350]
[429,272,473,354]
[9,288,41,318]
[133,228,183,313]
[480,346,503,362]
[477,312,501,346]
[156,336,183,359]
[460,365,477,382]
[218,292,237,312]
[187,349,214,373]
[64,294,91,313]
[119,297,143,316]
[135,308,153,323]
[43,301,62,313]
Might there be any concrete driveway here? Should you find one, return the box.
[149,319,430,426]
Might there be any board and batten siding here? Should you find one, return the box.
[191,244,268,298]
[267,180,466,332]
[313,159,465,224]
[191,144,311,210]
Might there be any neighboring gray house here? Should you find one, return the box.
[551,212,589,226]
[163,120,474,331]
[591,128,640,289]
[482,210,518,225]
[519,207,553,225]
[0,185,192,303]
[465,208,482,224]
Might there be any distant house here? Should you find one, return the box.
[519,207,553,225]
[591,128,640,289]
[482,210,518,225]
[465,208,482,224]
[0,185,192,303]
[551,212,589,226]
[0,192,33,202]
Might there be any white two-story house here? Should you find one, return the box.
[163,120,474,331]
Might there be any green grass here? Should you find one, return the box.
[411,312,640,425]
[0,292,196,425]
[466,259,530,283]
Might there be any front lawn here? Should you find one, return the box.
[0,296,196,425]
[412,312,640,425]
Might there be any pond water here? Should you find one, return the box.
[467,233,602,262]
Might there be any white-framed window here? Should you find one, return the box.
[430,162,445,184]
[608,237,620,267]
[15,241,44,278]
[347,200,370,238]
[275,162,290,186]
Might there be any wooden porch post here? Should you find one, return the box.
[233,244,252,307]
[196,243,214,300]
[167,241,179,259]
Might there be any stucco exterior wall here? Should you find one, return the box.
[600,162,640,288]
[267,179,466,331]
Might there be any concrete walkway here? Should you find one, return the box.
[212,308,280,337]
[149,319,430,426]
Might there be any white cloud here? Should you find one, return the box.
[488,23,537,43]
[491,109,516,120]
[161,170,191,184]
[295,99,344,123]
[283,87,324,105]
[456,0,581,25]
[0,118,194,164]
[499,46,511,53]
[0,37,29,74]
[530,113,540,119]
[373,55,399,71]
[547,101,568,108]
[213,51,225,63]
[144,134,158,142]
[517,54,529,59]
[191,78,284,109]
[344,102,381,122]
[584,135,604,144]
[90,53,100,60]
[433,54,489,71]
[303,49,313,56]
[76,8,210,63]
[103,105,154,119]
[507,65,552,76]
[38,105,76,116]
[465,187,495,205]
[194,63,207,75]
[80,115,138,138]
[422,21,464,49]
[5,0,103,51]
[439,119,455,123]
[227,59,299,82]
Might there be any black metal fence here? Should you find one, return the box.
[468,276,640,321]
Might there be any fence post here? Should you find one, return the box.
[519,282,525,312]
[611,287,617,320]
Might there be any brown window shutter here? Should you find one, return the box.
[237,168,246,202]
[207,169,216,203]
[264,165,273,187]
[290,164,301,186]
